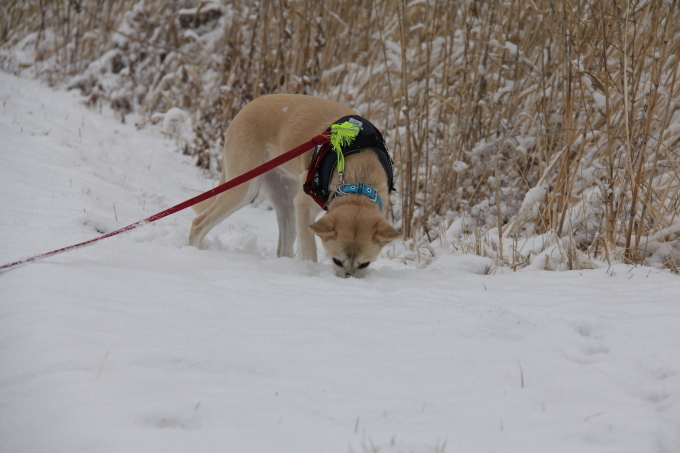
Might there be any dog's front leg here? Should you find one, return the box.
[294,185,320,261]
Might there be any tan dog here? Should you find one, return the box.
[189,94,400,277]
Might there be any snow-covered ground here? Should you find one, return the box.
[1,71,679,453]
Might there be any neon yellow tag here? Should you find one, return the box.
[329,121,360,174]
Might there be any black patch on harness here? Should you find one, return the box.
[303,115,394,210]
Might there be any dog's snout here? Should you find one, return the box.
[345,271,351,278]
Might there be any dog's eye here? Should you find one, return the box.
[358,262,370,269]
[332,258,343,267]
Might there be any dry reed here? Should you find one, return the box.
[2,0,678,271]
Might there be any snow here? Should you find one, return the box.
[520,185,547,211]
[452,160,469,173]
[1,72,680,453]
[161,107,191,138]
[504,41,519,55]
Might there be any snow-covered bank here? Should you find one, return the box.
[1,72,679,453]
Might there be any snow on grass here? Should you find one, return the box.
[1,72,680,453]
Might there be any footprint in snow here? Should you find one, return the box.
[139,413,200,431]
[564,320,610,364]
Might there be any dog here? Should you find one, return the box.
[188,94,401,277]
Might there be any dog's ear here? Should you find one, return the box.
[373,220,401,244]
[309,215,337,238]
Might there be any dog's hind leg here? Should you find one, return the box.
[189,117,269,249]
[188,176,262,249]
[192,188,221,215]
[262,168,297,258]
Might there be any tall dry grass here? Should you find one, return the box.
[2,0,679,271]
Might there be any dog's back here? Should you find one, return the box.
[223,94,356,176]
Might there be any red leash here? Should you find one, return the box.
[1,134,328,271]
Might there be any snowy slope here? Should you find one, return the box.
[1,72,679,453]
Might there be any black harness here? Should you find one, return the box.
[303,115,395,210]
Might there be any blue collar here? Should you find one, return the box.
[332,183,383,211]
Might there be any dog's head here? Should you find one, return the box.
[309,205,401,278]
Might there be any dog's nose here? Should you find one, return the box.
[345,271,351,278]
